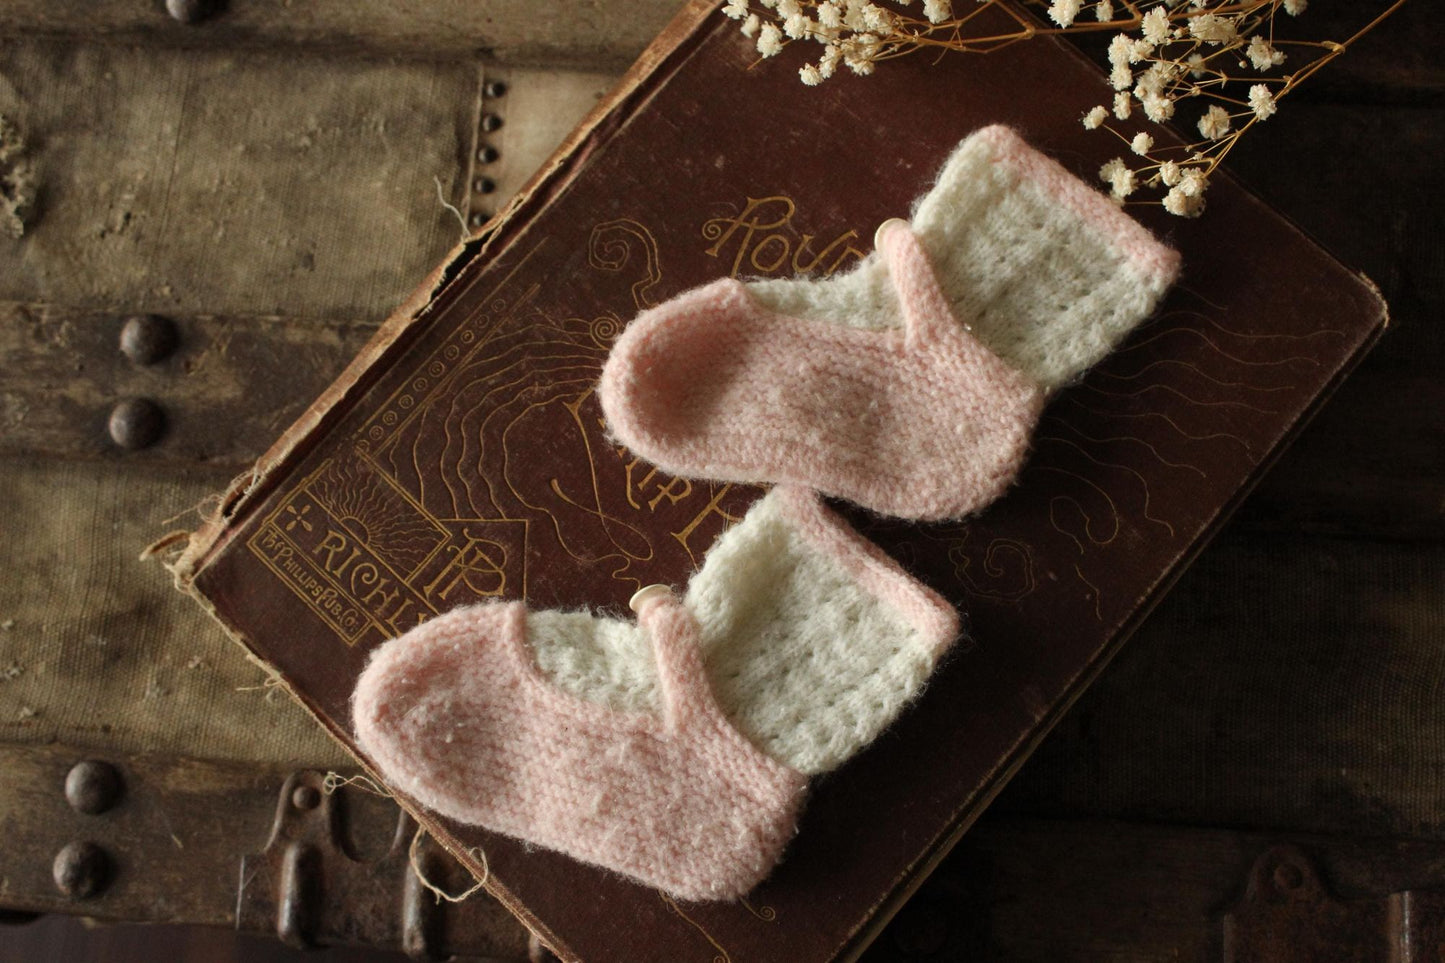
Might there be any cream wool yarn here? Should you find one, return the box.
[597,125,1181,520]
[352,487,958,899]
[528,486,957,775]
[747,125,1181,391]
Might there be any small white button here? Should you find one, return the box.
[874,217,909,249]
[629,584,672,613]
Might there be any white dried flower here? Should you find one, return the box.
[1131,132,1154,155]
[1179,167,1208,196]
[1113,91,1132,120]
[1189,14,1236,44]
[777,0,800,16]
[723,0,750,20]
[923,0,953,23]
[1100,157,1137,199]
[843,0,869,31]
[757,22,784,56]
[1248,83,1278,121]
[1111,62,1134,91]
[1130,39,1155,63]
[1197,103,1231,140]
[1141,7,1170,44]
[1159,160,1182,186]
[741,13,761,37]
[820,43,841,78]
[1094,0,1114,22]
[1247,35,1285,71]
[1186,53,1208,79]
[1048,0,1082,28]
[800,63,823,85]
[1108,33,1132,69]
[784,12,812,38]
[1163,185,1205,217]
[759,0,777,7]
[1284,0,1307,14]
[1135,60,1178,97]
[817,1,843,28]
[846,54,876,76]
[1141,92,1175,123]
[1083,105,1109,129]
[862,2,891,30]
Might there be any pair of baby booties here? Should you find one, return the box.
[351,125,1181,902]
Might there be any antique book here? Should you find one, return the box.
[168,1,1389,959]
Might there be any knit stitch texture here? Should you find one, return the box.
[352,593,808,902]
[529,486,959,775]
[351,488,958,899]
[746,125,1182,391]
[599,221,1047,521]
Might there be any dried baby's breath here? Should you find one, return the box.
[727,0,1410,217]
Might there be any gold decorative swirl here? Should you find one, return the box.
[1054,419,1207,479]
[659,894,731,963]
[739,897,777,923]
[589,218,663,310]
[1073,564,1103,621]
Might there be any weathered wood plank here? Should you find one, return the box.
[866,816,1445,962]
[0,39,477,323]
[0,744,530,958]
[0,304,379,465]
[996,531,1445,840]
[0,0,681,71]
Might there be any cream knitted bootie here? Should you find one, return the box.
[598,125,1181,521]
[351,488,957,899]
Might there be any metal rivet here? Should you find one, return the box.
[119,314,177,365]
[484,81,508,99]
[291,785,320,811]
[469,212,488,228]
[477,145,499,164]
[108,398,166,450]
[52,842,111,900]
[64,761,123,815]
[1273,861,1303,891]
[480,114,503,133]
[473,177,495,195]
[165,0,210,23]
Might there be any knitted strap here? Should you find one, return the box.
[878,220,963,347]
[633,590,717,733]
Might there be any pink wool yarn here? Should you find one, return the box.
[351,487,960,901]
[598,125,1182,522]
[351,591,809,902]
[600,220,1044,521]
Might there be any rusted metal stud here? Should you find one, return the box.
[483,81,508,99]
[291,784,320,811]
[166,0,211,24]
[119,314,177,365]
[480,114,503,133]
[52,841,111,899]
[1273,860,1304,891]
[477,145,499,164]
[64,760,123,815]
[108,398,166,450]
[473,177,495,195]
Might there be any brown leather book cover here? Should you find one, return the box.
[169,1,1388,959]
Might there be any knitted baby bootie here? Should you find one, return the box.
[598,125,1181,522]
[351,488,958,899]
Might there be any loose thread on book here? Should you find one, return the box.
[321,772,393,799]
[138,529,191,562]
[409,825,488,904]
[434,175,470,242]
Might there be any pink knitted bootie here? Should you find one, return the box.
[351,588,809,902]
[598,125,1181,521]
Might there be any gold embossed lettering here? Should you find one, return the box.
[422,529,508,601]
[671,485,740,560]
